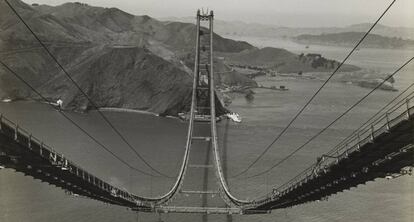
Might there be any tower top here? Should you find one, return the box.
[197,8,214,17]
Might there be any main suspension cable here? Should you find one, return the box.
[0,60,164,177]
[4,0,171,178]
[326,83,414,156]
[231,0,397,178]
[245,55,413,179]
[272,82,414,192]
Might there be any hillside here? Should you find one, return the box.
[1,2,254,52]
[161,22,253,53]
[0,1,254,114]
[294,32,414,49]
[39,46,194,114]
[1,1,366,114]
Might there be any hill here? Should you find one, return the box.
[293,32,414,49]
[0,1,254,114]
[219,47,360,73]
[160,17,414,40]
[0,1,363,114]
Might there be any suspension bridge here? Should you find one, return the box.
[0,2,413,216]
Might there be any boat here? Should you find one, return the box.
[1,98,12,103]
[42,99,63,110]
[226,112,242,123]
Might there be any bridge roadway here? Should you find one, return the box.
[245,97,414,211]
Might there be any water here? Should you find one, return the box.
[1,38,413,221]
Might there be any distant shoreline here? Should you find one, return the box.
[292,32,414,50]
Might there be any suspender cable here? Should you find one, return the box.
[4,0,171,178]
[271,81,414,193]
[326,83,414,156]
[231,0,397,178]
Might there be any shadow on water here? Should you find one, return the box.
[222,119,233,222]
[202,142,211,222]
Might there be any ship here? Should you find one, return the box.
[226,112,242,123]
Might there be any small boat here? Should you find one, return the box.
[1,98,12,103]
[45,99,63,110]
[178,112,187,120]
[226,112,242,123]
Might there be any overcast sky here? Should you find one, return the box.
[23,0,414,27]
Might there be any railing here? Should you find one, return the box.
[254,94,413,206]
[0,114,142,206]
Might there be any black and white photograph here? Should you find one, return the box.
[0,0,413,221]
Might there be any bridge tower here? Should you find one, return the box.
[153,9,243,214]
[194,9,214,118]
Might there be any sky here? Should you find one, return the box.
[22,0,414,28]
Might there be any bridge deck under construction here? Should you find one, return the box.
[0,5,413,215]
[247,103,414,211]
[0,98,412,214]
[0,114,152,212]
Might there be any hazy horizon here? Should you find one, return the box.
[22,0,414,28]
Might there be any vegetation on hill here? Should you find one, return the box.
[0,0,254,115]
[0,1,366,114]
